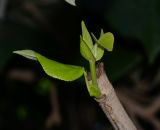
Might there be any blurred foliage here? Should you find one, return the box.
[16,105,28,120]
[0,21,40,68]
[36,78,52,95]
[105,0,160,63]
[104,46,142,80]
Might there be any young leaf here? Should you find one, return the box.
[80,36,95,62]
[13,50,84,81]
[65,0,76,6]
[91,33,104,61]
[81,21,93,50]
[98,32,114,51]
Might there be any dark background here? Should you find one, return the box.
[0,0,160,130]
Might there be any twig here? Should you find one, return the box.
[0,0,7,19]
[45,82,61,128]
[117,88,160,130]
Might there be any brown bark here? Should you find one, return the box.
[95,63,138,130]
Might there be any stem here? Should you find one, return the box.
[89,61,98,88]
[89,61,101,97]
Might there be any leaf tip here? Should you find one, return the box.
[65,0,76,6]
[13,49,37,60]
[81,20,86,30]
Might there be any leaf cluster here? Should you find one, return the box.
[13,21,114,97]
[80,21,114,62]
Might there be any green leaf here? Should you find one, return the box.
[80,36,95,61]
[65,0,76,6]
[81,21,93,50]
[84,71,101,97]
[98,32,114,51]
[91,33,104,61]
[96,45,104,61]
[13,50,84,81]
